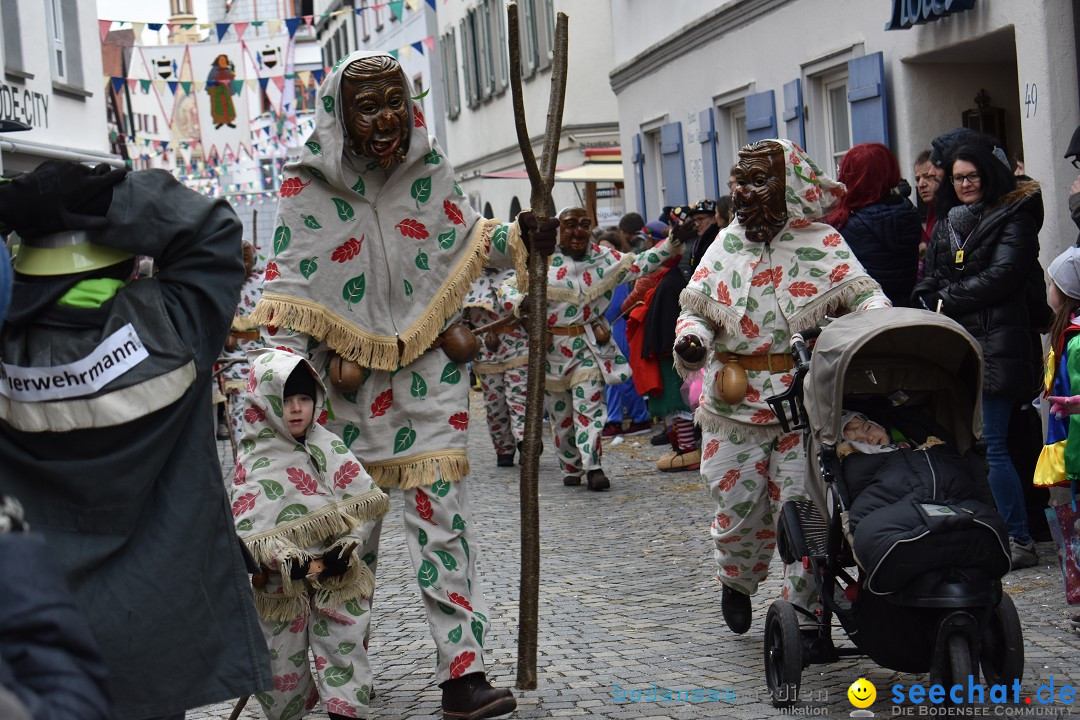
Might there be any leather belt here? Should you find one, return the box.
[490,318,522,335]
[548,324,587,337]
[715,351,795,374]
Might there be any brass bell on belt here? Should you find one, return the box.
[329,353,365,392]
[438,323,480,364]
[718,359,749,405]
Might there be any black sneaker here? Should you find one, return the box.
[441,672,517,720]
[650,429,669,446]
[721,584,752,634]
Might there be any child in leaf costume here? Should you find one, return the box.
[233,348,389,720]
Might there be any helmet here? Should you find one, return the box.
[10,230,133,276]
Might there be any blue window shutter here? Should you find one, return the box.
[632,133,647,220]
[744,90,777,143]
[782,79,805,149]
[660,122,687,206]
[848,52,890,146]
[697,108,719,200]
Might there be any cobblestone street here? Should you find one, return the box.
[198,391,1080,720]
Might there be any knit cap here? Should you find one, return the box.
[1050,247,1080,300]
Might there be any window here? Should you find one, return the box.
[2,1,26,78]
[375,5,384,31]
[413,73,424,102]
[359,0,369,40]
[518,0,538,78]
[822,73,852,169]
[485,0,509,93]
[460,19,476,108]
[441,29,461,119]
[45,0,66,82]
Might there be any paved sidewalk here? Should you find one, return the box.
[199,391,1080,719]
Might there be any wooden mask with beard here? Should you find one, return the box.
[732,140,788,243]
[341,56,411,169]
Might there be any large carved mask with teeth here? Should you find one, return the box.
[341,56,410,169]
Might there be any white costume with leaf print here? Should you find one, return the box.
[249,50,521,686]
[502,239,681,477]
[676,139,890,609]
[233,348,389,720]
[464,269,529,457]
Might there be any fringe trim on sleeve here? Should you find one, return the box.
[786,277,884,333]
[310,558,376,611]
[363,450,470,489]
[695,406,785,445]
[507,220,529,286]
[473,355,529,375]
[249,220,499,372]
[677,287,740,338]
[252,592,309,623]
[546,367,603,393]
[546,252,636,306]
[243,488,389,569]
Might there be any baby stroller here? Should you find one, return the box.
[764,307,1022,707]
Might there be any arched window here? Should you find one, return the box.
[483,202,494,219]
[509,196,521,221]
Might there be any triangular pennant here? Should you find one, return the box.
[267,19,282,36]
[303,15,314,27]
[216,23,229,41]
[388,49,399,59]
[388,0,404,21]
[311,69,324,84]
[99,20,113,43]
[401,46,411,60]
[193,81,205,92]
[139,78,151,93]
[251,21,263,27]
[160,141,169,151]
[147,23,163,31]
[132,22,145,38]
[298,70,312,86]
[234,22,249,39]
[285,18,302,37]
[229,79,243,94]
[272,76,285,93]
[259,77,270,93]
[153,79,167,94]
[411,41,423,55]
[127,78,138,92]
[406,0,419,10]
[422,36,435,52]
[167,80,179,95]
[180,81,192,94]
[425,0,436,9]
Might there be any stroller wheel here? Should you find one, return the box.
[980,592,1024,685]
[931,633,977,691]
[764,600,803,707]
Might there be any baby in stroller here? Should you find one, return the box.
[836,407,1010,595]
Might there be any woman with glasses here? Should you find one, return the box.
[913,140,1044,570]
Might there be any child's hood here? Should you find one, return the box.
[245,348,326,440]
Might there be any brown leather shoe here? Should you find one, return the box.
[656,448,701,472]
[586,469,610,491]
[441,672,517,720]
[563,475,582,486]
[496,453,515,467]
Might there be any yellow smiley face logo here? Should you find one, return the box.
[847,678,876,708]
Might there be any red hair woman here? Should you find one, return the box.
[826,142,922,305]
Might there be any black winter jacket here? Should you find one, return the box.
[838,195,921,306]
[912,181,1044,400]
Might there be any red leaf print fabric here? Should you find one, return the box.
[370,389,393,418]
[767,480,780,502]
[316,410,328,426]
[751,269,773,287]
[321,608,357,625]
[739,315,760,339]
[286,467,325,496]
[444,199,465,225]
[232,492,258,517]
[274,673,299,692]
[583,270,593,286]
[750,408,775,424]
[233,463,247,485]
[279,177,311,197]
[717,468,740,491]
[715,513,732,530]
[715,281,731,304]
[788,281,818,298]
[413,105,427,127]
[448,412,469,430]
[334,461,361,489]
[289,614,307,634]
[264,262,280,280]
[395,218,429,239]
[823,232,842,247]
[325,699,357,717]
[789,217,812,229]
[449,651,476,679]
[556,267,568,281]
[560,346,574,358]
[778,433,800,452]
[829,264,850,283]
[415,489,437,525]
[331,236,364,263]
[702,439,720,460]
[744,386,761,403]
[446,591,473,611]
[692,266,710,282]
[582,305,591,321]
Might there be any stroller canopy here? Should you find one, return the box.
[803,308,983,448]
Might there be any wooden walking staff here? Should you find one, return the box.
[506,2,568,691]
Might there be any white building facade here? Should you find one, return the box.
[437,0,623,224]
[0,0,117,173]
[610,0,1079,262]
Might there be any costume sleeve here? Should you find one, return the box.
[498,274,526,318]
[619,237,684,283]
[849,283,892,311]
[934,214,1038,316]
[97,169,244,369]
[673,308,715,376]
[0,534,111,720]
[623,274,660,314]
[1065,336,1080,479]
[484,221,528,280]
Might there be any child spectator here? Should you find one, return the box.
[233,349,389,720]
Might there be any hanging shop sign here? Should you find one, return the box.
[885,0,976,31]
